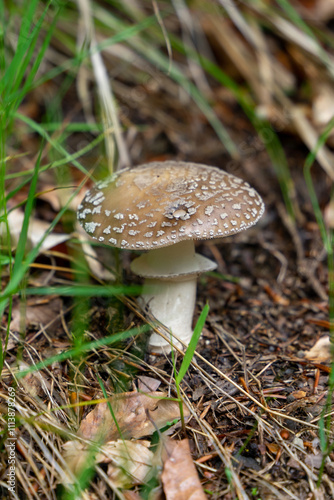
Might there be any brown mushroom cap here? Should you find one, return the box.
[77,161,265,249]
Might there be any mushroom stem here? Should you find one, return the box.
[131,240,216,352]
[141,277,197,352]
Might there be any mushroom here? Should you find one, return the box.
[77,161,264,352]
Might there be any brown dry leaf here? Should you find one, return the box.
[64,439,153,488]
[18,361,51,397]
[137,376,161,393]
[123,492,143,500]
[304,336,331,363]
[161,439,207,500]
[38,185,74,212]
[265,442,281,454]
[103,440,153,488]
[305,453,324,469]
[286,457,302,470]
[292,390,307,399]
[5,331,21,351]
[79,391,188,442]
[10,296,63,333]
[63,441,88,477]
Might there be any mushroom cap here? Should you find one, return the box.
[77,161,265,250]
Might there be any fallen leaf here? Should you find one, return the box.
[265,442,280,454]
[64,439,153,488]
[123,492,144,500]
[10,296,62,332]
[305,453,324,469]
[38,185,74,212]
[18,361,51,397]
[77,224,115,280]
[287,457,302,470]
[292,437,305,452]
[103,440,153,488]
[6,208,70,252]
[79,391,188,442]
[304,336,331,363]
[4,331,21,351]
[161,439,207,500]
[137,376,161,393]
[291,390,307,399]
[62,441,88,476]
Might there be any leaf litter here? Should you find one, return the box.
[63,390,190,491]
[78,391,188,442]
[161,439,207,500]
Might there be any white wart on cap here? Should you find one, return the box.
[77,161,265,352]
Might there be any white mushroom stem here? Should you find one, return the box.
[131,240,217,352]
[141,277,196,352]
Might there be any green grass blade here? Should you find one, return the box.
[14,112,93,177]
[303,115,334,485]
[0,3,4,74]
[19,4,61,99]
[16,324,150,380]
[1,0,46,103]
[0,11,9,372]
[93,8,238,158]
[0,150,41,372]
[28,13,158,94]
[139,51,238,158]
[176,303,210,385]
[21,284,141,297]
[275,0,328,54]
[303,115,334,250]
[8,5,51,110]
[98,376,125,441]
[0,173,88,319]
[11,155,40,277]
[169,37,296,218]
